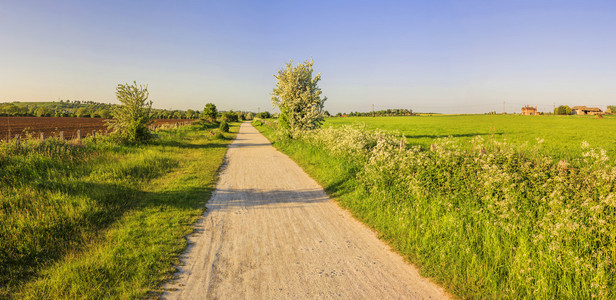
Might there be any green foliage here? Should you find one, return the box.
[75,107,90,118]
[607,105,616,114]
[258,122,616,299]
[554,105,572,115]
[0,101,200,119]
[271,58,327,133]
[245,112,254,120]
[251,119,263,127]
[257,111,271,119]
[34,107,50,117]
[221,110,238,122]
[237,111,245,121]
[94,109,111,118]
[0,124,237,298]
[219,121,229,133]
[107,82,154,143]
[202,103,217,122]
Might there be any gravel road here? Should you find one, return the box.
[164,122,448,299]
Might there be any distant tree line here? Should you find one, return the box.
[333,108,415,117]
[0,100,202,119]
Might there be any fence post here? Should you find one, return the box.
[59,131,65,141]
[92,131,96,142]
[40,132,45,141]
[15,134,20,147]
[76,130,82,144]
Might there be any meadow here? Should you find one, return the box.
[256,114,616,299]
[325,114,616,161]
[0,122,237,298]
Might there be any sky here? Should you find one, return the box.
[1,0,615,114]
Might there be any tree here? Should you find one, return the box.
[172,111,183,119]
[94,109,111,118]
[607,105,616,114]
[222,110,238,122]
[202,103,217,122]
[257,111,271,119]
[35,107,50,117]
[271,58,327,133]
[107,81,153,142]
[75,107,90,118]
[186,109,196,119]
[554,105,572,115]
[245,112,254,120]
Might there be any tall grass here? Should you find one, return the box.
[0,123,236,298]
[257,121,616,299]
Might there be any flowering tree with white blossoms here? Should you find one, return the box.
[271,58,327,135]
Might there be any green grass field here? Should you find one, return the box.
[325,114,616,161]
[0,123,237,299]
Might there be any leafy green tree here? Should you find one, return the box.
[245,112,254,120]
[75,107,90,118]
[271,58,327,133]
[237,111,245,121]
[94,109,111,118]
[607,105,616,114]
[554,105,572,115]
[222,110,238,122]
[1,103,19,116]
[172,111,183,119]
[186,109,196,119]
[107,81,153,142]
[159,110,171,119]
[35,107,50,117]
[202,103,217,122]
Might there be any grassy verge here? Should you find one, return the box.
[0,122,237,298]
[255,121,615,299]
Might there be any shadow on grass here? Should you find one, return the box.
[0,133,225,296]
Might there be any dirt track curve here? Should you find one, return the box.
[163,122,448,299]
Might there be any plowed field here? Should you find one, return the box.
[0,117,195,140]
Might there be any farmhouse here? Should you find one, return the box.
[521,105,538,115]
[571,106,602,115]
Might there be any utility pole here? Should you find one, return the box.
[372,104,375,117]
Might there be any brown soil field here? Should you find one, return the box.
[0,117,196,141]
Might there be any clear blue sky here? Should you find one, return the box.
[1,0,615,114]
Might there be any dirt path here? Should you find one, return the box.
[164,122,448,299]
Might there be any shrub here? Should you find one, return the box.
[251,119,263,127]
[107,81,153,143]
[219,121,229,133]
[221,111,239,122]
